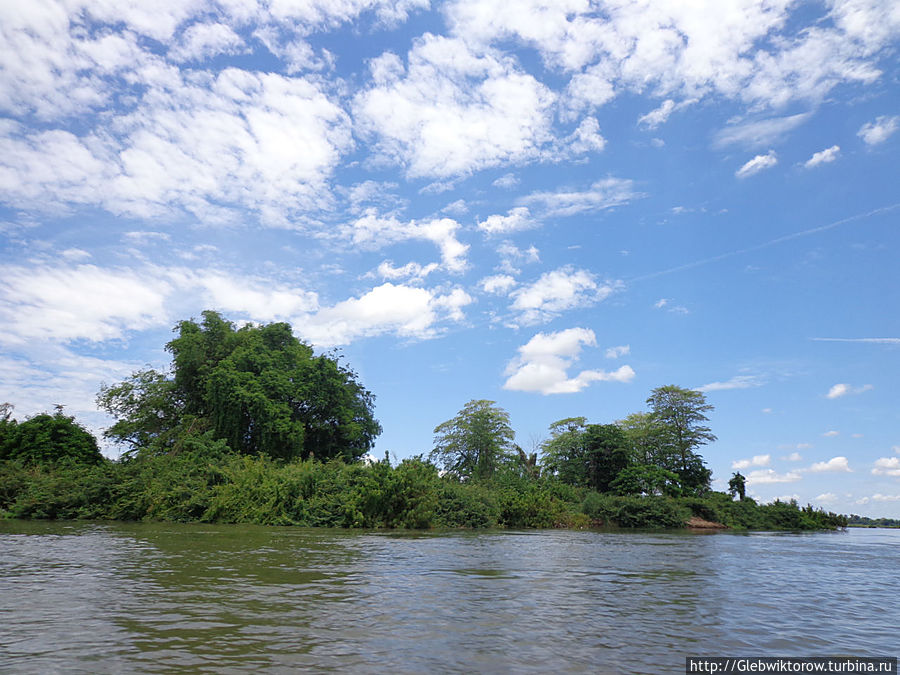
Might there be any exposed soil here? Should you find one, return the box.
[686,516,728,529]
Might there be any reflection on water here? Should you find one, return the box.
[0,521,896,674]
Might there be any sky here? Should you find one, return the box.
[1,0,899,517]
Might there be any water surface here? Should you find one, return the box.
[1,522,896,673]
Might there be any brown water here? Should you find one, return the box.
[0,521,896,673]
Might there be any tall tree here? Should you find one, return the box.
[646,385,716,494]
[728,471,747,500]
[430,400,515,480]
[99,311,381,462]
[0,408,102,466]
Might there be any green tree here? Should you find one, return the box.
[541,417,590,485]
[618,411,668,466]
[430,400,515,480]
[99,311,381,462]
[610,464,681,497]
[728,471,747,500]
[0,407,103,466]
[646,385,716,495]
[541,419,631,491]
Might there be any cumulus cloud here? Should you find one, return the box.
[479,274,517,294]
[299,283,472,346]
[822,430,840,437]
[814,493,838,504]
[872,457,900,477]
[782,452,804,462]
[808,456,852,473]
[503,327,635,395]
[510,266,622,324]
[803,145,841,168]
[446,1,896,113]
[732,454,771,470]
[345,210,469,273]
[477,207,536,235]
[872,493,900,502]
[354,34,556,178]
[746,469,802,485]
[736,151,778,178]
[858,115,899,145]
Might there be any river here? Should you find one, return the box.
[0,521,896,673]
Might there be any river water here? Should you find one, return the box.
[0,521,896,674]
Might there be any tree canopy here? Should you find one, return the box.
[430,399,515,479]
[0,406,103,466]
[98,311,381,462]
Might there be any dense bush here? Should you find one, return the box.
[0,454,846,531]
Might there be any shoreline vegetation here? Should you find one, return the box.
[1,311,848,531]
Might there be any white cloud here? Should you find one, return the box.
[0,263,174,344]
[872,457,900,477]
[354,34,556,178]
[446,1,897,113]
[492,173,519,189]
[714,114,811,150]
[496,242,540,274]
[375,260,439,282]
[299,283,472,347]
[781,452,804,462]
[0,69,353,224]
[479,274,517,294]
[858,115,899,145]
[872,493,900,502]
[822,430,840,437]
[503,327,635,395]
[808,456,852,473]
[522,178,639,218]
[736,151,778,178]
[698,375,764,392]
[812,337,900,344]
[803,145,841,168]
[827,383,850,399]
[638,99,677,129]
[605,345,630,359]
[746,469,802,485]
[168,22,245,62]
[510,266,621,324]
[826,383,873,399]
[565,116,606,154]
[814,493,838,504]
[477,207,536,235]
[732,454,771,470]
[346,210,469,273]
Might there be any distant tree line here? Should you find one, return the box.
[0,311,847,531]
[429,385,717,499]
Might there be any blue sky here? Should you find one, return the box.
[1,0,899,516]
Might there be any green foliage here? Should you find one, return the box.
[610,464,681,497]
[430,399,515,480]
[0,408,102,466]
[645,385,716,495]
[98,311,381,462]
[541,419,631,491]
[728,472,747,500]
[580,492,690,529]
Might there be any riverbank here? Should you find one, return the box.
[0,453,847,530]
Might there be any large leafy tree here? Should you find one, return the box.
[541,418,631,491]
[646,385,716,495]
[99,311,381,462]
[0,406,103,466]
[430,400,515,480]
